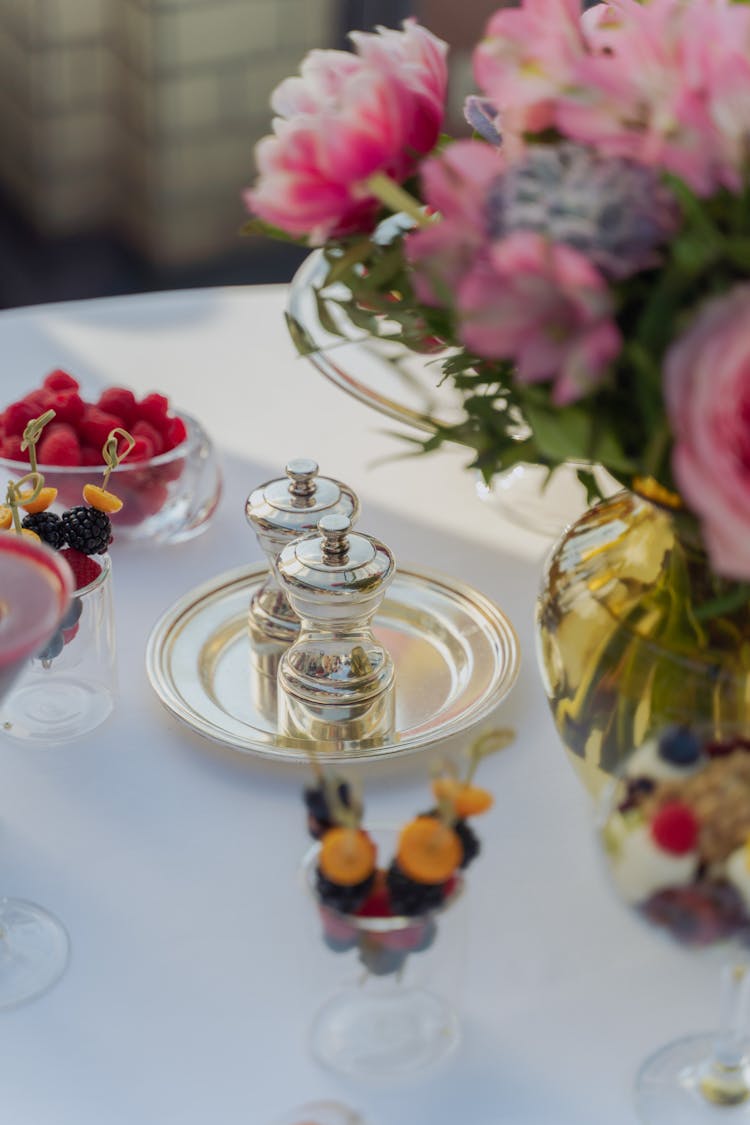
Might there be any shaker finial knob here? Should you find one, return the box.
[319,513,351,564]
[286,458,319,499]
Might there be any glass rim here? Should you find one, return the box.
[301,827,465,932]
[0,411,200,474]
[0,533,75,654]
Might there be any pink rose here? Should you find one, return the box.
[457,232,620,405]
[664,286,750,580]
[244,21,447,243]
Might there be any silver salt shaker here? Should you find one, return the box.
[276,513,396,749]
[245,460,359,717]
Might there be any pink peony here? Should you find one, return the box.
[406,140,503,304]
[664,286,750,581]
[245,21,447,243]
[457,232,621,405]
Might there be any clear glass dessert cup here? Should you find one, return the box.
[0,534,74,1004]
[2,552,116,743]
[301,825,465,1081]
[0,412,221,544]
[598,723,750,1123]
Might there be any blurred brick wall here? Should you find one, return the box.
[0,0,336,265]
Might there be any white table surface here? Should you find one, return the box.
[0,286,715,1125]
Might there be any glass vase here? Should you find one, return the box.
[536,491,750,795]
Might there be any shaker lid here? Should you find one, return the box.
[277,514,395,597]
[245,459,358,535]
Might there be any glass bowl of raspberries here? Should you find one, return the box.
[299,732,511,1080]
[0,370,222,543]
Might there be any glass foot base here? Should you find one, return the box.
[2,678,114,742]
[637,1033,750,1122]
[310,986,460,1080]
[0,898,69,1007]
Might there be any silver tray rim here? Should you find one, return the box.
[145,561,520,764]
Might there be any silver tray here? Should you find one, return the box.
[145,563,519,763]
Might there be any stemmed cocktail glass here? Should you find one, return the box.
[0,533,73,1005]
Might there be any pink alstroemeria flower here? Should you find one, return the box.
[557,0,750,195]
[664,286,750,581]
[457,232,621,405]
[473,0,590,155]
[406,140,503,305]
[245,21,447,243]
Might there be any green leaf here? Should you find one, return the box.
[284,312,319,357]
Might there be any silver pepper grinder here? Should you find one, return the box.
[244,460,359,718]
[276,513,396,749]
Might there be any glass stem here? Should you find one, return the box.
[698,961,750,1106]
[714,962,750,1068]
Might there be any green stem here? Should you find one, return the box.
[695,584,750,623]
[364,172,431,228]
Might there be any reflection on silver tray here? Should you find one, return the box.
[145,563,519,763]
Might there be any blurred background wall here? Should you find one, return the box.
[0,0,496,308]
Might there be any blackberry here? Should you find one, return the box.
[454,818,480,868]
[22,511,66,549]
[60,597,83,630]
[316,867,374,914]
[61,506,111,555]
[304,778,356,839]
[386,862,447,916]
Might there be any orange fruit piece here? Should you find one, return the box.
[319,828,376,886]
[0,507,12,530]
[83,483,123,513]
[432,778,494,817]
[20,527,41,542]
[397,816,462,884]
[22,486,58,514]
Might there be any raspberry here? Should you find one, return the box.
[98,387,137,425]
[4,401,37,437]
[0,435,24,461]
[61,506,111,554]
[47,389,85,425]
[137,393,170,428]
[128,435,156,462]
[79,444,102,466]
[79,407,124,450]
[132,419,164,455]
[59,548,103,589]
[43,369,79,392]
[22,388,55,414]
[166,416,187,449]
[21,511,66,548]
[37,423,81,466]
[650,801,699,855]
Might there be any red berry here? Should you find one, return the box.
[165,415,188,449]
[22,388,55,414]
[48,389,85,425]
[132,419,164,455]
[128,435,156,462]
[43,369,79,392]
[59,548,102,590]
[98,387,137,425]
[37,423,81,466]
[650,802,699,855]
[137,393,169,428]
[79,407,123,450]
[0,435,25,461]
[318,905,357,944]
[79,444,102,467]
[356,883,393,919]
[4,401,37,437]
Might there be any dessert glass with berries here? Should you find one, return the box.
[599,725,750,1123]
[301,733,509,1079]
[0,370,221,543]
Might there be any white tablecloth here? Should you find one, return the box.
[0,287,712,1125]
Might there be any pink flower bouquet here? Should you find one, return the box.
[245,3,750,596]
